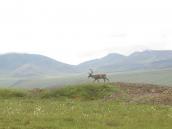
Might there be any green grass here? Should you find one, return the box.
[41,84,117,100]
[0,84,171,129]
[0,89,27,99]
[0,99,172,129]
[0,84,117,100]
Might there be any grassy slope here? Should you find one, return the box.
[109,69,172,86]
[0,84,171,129]
[0,84,117,100]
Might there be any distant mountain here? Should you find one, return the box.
[77,53,125,72]
[1,50,172,77]
[1,50,172,88]
[0,53,75,77]
[77,50,172,72]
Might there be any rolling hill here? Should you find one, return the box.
[0,53,75,77]
[78,50,172,72]
[1,50,172,88]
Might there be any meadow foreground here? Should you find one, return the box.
[0,83,172,129]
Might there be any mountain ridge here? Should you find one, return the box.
[77,50,172,72]
[1,50,172,77]
[0,53,75,77]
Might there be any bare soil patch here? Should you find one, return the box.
[108,82,172,105]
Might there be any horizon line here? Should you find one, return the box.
[0,49,172,65]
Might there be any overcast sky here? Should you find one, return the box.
[0,0,172,64]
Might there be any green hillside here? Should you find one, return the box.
[109,69,172,86]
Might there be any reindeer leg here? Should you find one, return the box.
[103,78,106,83]
[106,78,110,82]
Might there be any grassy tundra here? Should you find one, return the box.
[0,83,172,129]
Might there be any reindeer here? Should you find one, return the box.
[88,69,109,83]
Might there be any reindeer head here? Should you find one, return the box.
[88,69,94,78]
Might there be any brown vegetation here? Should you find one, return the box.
[108,82,172,105]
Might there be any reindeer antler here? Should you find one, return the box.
[89,68,94,74]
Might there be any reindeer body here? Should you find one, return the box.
[88,69,109,82]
